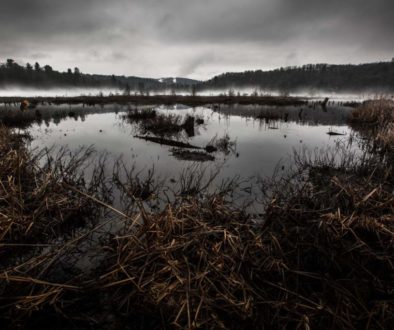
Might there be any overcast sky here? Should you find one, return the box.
[0,0,393,80]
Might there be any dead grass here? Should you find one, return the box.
[0,126,107,256]
[350,99,394,125]
[350,99,394,158]
[0,100,393,329]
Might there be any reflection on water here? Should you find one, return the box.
[25,104,356,187]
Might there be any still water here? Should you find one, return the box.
[24,104,357,195]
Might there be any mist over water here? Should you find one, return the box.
[194,88,394,102]
[1,86,391,103]
[0,87,123,97]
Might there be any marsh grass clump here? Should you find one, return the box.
[128,112,200,137]
[376,123,394,154]
[205,134,237,155]
[258,163,394,328]
[0,126,107,255]
[112,160,159,203]
[350,99,394,158]
[0,125,114,328]
[97,196,259,329]
[350,99,394,125]
[141,113,185,136]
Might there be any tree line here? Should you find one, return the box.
[0,59,166,91]
[2,58,393,93]
[0,59,106,88]
[201,61,394,93]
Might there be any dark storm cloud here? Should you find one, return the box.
[153,0,394,46]
[0,0,393,79]
[0,0,121,48]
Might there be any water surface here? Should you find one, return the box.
[26,104,356,192]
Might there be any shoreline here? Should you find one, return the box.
[0,94,307,107]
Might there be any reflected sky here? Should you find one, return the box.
[27,104,356,184]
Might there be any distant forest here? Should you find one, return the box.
[0,59,197,92]
[202,61,394,93]
[1,58,394,93]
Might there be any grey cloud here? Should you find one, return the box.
[179,52,217,77]
[153,0,394,46]
[0,0,393,79]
